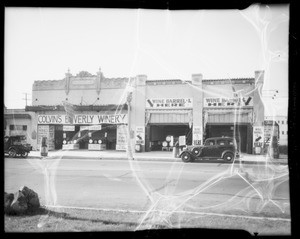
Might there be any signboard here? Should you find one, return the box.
[253,126,264,147]
[63,125,75,131]
[146,98,193,109]
[116,125,127,150]
[193,126,202,145]
[204,97,253,108]
[135,126,145,145]
[37,114,127,125]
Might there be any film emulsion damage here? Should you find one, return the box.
[4,4,290,234]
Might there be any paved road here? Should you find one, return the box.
[5,158,290,220]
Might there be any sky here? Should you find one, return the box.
[4,5,289,116]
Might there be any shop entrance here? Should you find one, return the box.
[54,125,63,149]
[66,124,117,150]
[149,124,192,151]
[205,124,250,153]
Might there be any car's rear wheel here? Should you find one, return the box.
[21,151,28,158]
[223,152,234,162]
[181,152,193,163]
[8,148,17,158]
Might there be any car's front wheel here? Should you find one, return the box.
[192,147,202,156]
[181,152,193,163]
[8,148,17,158]
[223,152,234,162]
[21,151,28,158]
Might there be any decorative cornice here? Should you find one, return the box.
[202,78,254,85]
[25,104,128,112]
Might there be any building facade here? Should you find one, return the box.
[22,69,265,153]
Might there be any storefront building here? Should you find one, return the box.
[26,69,130,151]
[25,69,265,153]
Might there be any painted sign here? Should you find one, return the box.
[116,125,127,150]
[135,126,145,145]
[204,97,253,107]
[253,126,264,147]
[37,114,127,125]
[146,98,193,109]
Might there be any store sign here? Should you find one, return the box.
[135,126,145,145]
[37,114,127,125]
[204,97,253,108]
[253,126,264,147]
[146,98,193,109]
[88,125,102,131]
[63,125,75,131]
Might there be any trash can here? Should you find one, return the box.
[40,137,48,157]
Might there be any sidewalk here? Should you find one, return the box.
[28,149,288,165]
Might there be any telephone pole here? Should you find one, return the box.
[22,93,31,107]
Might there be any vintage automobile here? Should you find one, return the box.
[4,135,32,158]
[180,137,240,163]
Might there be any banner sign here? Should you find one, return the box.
[135,126,145,145]
[204,97,253,107]
[253,126,264,147]
[146,98,193,109]
[38,114,127,125]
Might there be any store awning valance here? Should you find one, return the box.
[205,111,252,124]
[146,109,192,126]
[4,114,31,119]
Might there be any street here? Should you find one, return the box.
[5,157,290,233]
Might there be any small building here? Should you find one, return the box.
[265,115,288,146]
[4,108,36,148]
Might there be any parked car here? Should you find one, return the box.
[4,135,32,158]
[180,137,240,163]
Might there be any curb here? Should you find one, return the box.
[26,155,288,165]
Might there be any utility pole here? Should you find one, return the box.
[22,93,31,107]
